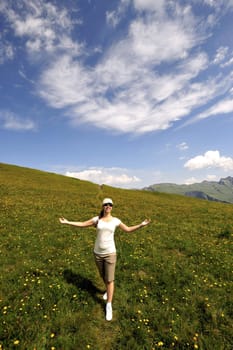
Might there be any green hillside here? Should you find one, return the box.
[0,163,232,350]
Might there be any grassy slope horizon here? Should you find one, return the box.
[0,162,232,350]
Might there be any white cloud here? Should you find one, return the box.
[177,142,189,151]
[19,69,35,84]
[0,110,36,131]
[127,4,200,66]
[206,174,218,181]
[184,150,233,171]
[37,1,226,135]
[203,0,218,8]
[203,0,233,10]
[213,46,229,64]
[133,0,166,14]
[106,0,130,27]
[184,177,199,185]
[212,46,233,68]
[184,173,217,184]
[3,0,82,57]
[221,55,233,67]
[0,39,14,64]
[2,0,233,135]
[106,11,119,27]
[65,167,141,188]
[195,98,233,120]
[38,44,213,134]
[39,55,93,108]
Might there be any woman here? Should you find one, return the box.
[59,198,150,321]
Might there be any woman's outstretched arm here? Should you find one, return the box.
[59,217,95,227]
[119,219,151,233]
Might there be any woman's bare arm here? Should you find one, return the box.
[59,217,95,227]
[119,219,151,233]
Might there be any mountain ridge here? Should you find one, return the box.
[143,176,233,204]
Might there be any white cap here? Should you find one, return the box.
[102,198,113,205]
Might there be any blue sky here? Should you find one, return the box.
[1,0,233,189]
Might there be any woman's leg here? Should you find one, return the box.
[104,254,116,301]
[105,281,114,321]
[104,255,116,321]
[106,280,114,303]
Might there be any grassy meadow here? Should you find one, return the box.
[0,163,232,350]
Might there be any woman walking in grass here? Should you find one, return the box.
[59,197,150,321]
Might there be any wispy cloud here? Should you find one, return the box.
[194,98,233,121]
[37,1,232,134]
[177,142,189,151]
[0,110,37,131]
[106,0,130,27]
[1,0,233,135]
[213,46,229,65]
[2,0,82,58]
[0,39,14,64]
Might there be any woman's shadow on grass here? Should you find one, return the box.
[63,269,104,305]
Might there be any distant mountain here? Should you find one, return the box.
[144,176,233,204]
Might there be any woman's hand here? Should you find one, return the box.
[141,219,151,226]
[59,217,68,224]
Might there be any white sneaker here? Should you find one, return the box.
[103,292,107,301]
[106,303,112,321]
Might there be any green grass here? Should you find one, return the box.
[0,163,232,350]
